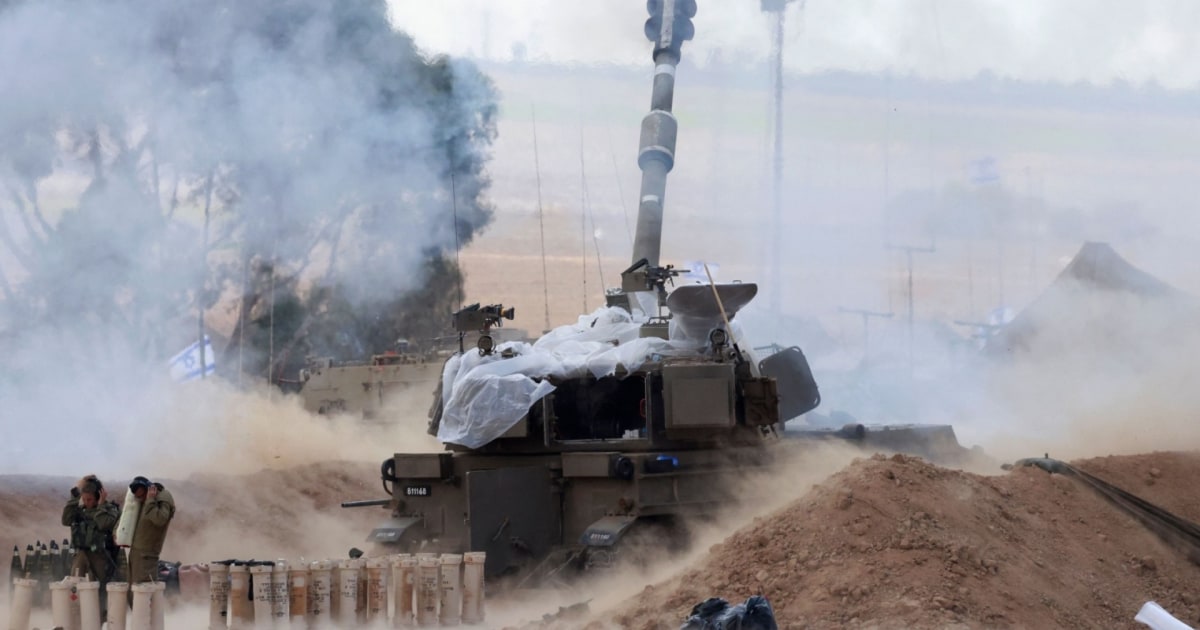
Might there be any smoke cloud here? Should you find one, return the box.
[0,0,496,474]
[4,5,1200,623]
[441,55,1200,488]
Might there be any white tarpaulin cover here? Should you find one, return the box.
[436,306,707,448]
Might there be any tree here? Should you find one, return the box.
[0,0,497,391]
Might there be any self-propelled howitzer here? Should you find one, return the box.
[343,0,971,583]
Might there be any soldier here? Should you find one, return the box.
[127,476,175,585]
[62,475,120,617]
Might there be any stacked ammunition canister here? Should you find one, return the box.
[201,552,487,628]
[10,537,80,611]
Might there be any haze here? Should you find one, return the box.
[2,0,1199,474]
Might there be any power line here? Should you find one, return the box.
[580,130,606,292]
[450,168,463,302]
[605,125,634,251]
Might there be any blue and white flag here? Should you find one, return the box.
[968,157,1001,185]
[986,306,1015,328]
[168,335,216,382]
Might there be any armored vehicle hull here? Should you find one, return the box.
[367,425,971,583]
[298,353,442,419]
[372,445,770,580]
[356,343,973,582]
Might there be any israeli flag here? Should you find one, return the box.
[968,157,1001,184]
[168,335,216,382]
[986,306,1015,328]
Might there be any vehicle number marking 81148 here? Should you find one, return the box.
[404,485,431,497]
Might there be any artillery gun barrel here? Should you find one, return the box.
[340,499,391,509]
[632,0,694,267]
[631,56,677,267]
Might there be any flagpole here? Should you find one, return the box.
[198,171,213,379]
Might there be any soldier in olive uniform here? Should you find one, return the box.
[127,476,175,585]
[62,475,120,617]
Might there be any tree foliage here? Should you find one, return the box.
[0,0,497,385]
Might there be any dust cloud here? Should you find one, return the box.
[5,2,1200,628]
[0,0,493,479]
[0,376,440,479]
[147,381,441,479]
[967,289,1200,463]
[480,442,867,627]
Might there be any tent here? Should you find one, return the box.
[986,242,1189,355]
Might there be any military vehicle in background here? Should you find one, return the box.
[296,340,444,419]
[297,330,529,420]
[342,0,972,584]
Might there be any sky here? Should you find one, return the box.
[380,0,1200,454]
[0,0,1195,473]
[0,0,500,473]
[386,0,1200,89]
[381,0,1200,331]
[379,0,1200,391]
[0,0,1189,496]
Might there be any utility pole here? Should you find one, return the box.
[1025,165,1036,290]
[968,156,1002,312]
[887,242,935,376]
[758,0,803,316]
[837,307,894,359]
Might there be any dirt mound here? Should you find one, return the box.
[1,461,383,566]
[612,452,1200,630]
[9,451,1200,628]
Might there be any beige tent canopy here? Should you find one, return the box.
[986,242,1188,355]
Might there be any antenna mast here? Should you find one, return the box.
[532,106,552,332]
[837,306,894,359]
[580,131,606,293]
[887,242,935,377]
[580,128,588,313]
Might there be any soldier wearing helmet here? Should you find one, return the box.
[62,475,121,617]
[126,475,175,586]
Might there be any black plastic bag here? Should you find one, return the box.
[156,560,182,594]
[680,595,779,630]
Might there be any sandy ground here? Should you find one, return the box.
[604,451,1200,630]
[1,461,384,628]
[5,448,1200,628]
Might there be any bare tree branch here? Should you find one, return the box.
[23,181,54,237]
[0,257,17,304]
[323,213,346,283]
[9,191,47,246]
[147,131,162,216]
[262,209,351,290]
[0,207,34,271]
[86,130,104,181]
[165,171,180,220]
